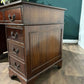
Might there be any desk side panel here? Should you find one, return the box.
[23,4,64,25]
[24,24,64,78]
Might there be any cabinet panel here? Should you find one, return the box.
[27,25,63,76]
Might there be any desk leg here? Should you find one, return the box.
[0,25,7,55]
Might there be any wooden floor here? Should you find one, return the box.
[0,44,84,84]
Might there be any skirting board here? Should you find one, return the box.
[78,42,84,49]
[63,39,78,43]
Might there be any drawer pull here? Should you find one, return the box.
[11,31,18,39]
[8,14,16,22]
[12,47,19,54]
[14,62,20,70]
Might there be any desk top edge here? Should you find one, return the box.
[0,1,67,11]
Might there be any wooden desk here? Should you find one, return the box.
[0,1,66,84]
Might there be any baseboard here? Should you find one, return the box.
[78,42,84,49]
[63,39,78,43]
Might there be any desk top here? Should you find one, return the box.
[0,1,67,11]
[0,1,66,26]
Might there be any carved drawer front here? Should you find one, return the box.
[9,56,25,75]
[8,41,25,61]
[4,8,22,23]
[0,11,4,22]
[6,28,24,43]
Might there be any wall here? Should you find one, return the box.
[30,0,82,39]
[78,0,84,49]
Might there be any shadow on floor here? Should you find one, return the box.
[0,53,8,63]
[11,76,21,82]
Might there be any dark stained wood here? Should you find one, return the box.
[9,68,28,84]
[0,1,66,10]
[4,8,22,23]
[56,60,62,69]
[0,1,66,25]
[24,25,63,77]
[0,1,66,84]
[6,27,24,43]
[0,25,7,54]
[9,56,26,75]
[0,11,3,20]
[23,4,64,25]
[8,40,25,61]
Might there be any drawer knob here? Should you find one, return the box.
[12,47,19,54]
[11,31,18,39]
[14,62,20,70]
[8,14,16,22]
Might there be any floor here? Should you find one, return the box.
[0,44,84,84]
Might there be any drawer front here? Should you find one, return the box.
[4,8,22,23]
[9,56,25,75]
[0,11,4,21]
[6,28,24,43]
[8,41,25,61]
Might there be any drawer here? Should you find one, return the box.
[6,28,24,43]
[9,56,25,75]
[8,41,25,61]
[4,8,22,23]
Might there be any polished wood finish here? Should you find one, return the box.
[6,27,24,43]
[9,56,26,75]
[8,40,25,61]
[0,1,66,84]
[4,8,22,23]
[25,25,63,77]
[0,11,3,20]
[9,68,27,84]
[23,4,64,25]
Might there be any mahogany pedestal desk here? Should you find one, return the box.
[0,1,66,84]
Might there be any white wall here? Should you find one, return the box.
[78,0,84,49]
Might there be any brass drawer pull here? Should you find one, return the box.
[11,31,18,39]
[12,47,19,54]
[8,14,16,22]
[14,62,20,70]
